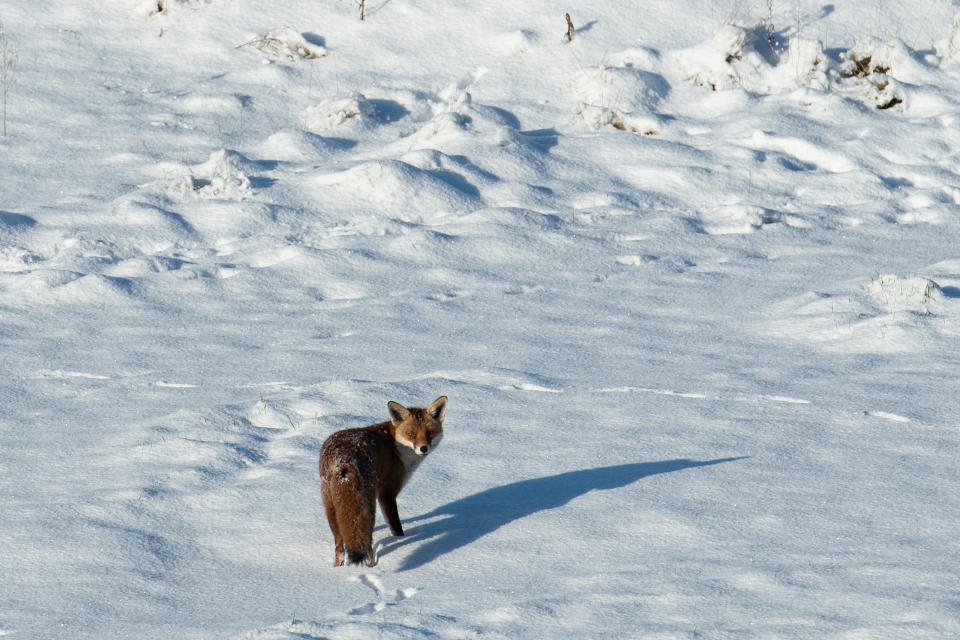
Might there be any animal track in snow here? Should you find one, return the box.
[867,410,911,423]
[698,203,779,235]
[594,386,709,400]
[758,395,812,405]
[348,573,418,616]
[742,131,857,174]
[415,368,563,394]
[33,369,111,380]
[595,386,819,409]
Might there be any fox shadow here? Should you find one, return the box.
[381,457,746,571]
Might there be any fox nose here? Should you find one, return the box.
[419,445,429,454]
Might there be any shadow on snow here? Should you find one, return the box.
[383,457,746,571]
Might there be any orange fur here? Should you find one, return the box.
[318,396,447,566]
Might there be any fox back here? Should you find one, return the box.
[319,396,447,566]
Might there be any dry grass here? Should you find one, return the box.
[564,13,575,43]
[236,32,326,61]
[839,52,902,110]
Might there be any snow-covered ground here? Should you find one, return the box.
[2,0,960,637]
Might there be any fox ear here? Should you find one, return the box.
[388,401,410,425]
[427,396,448,422]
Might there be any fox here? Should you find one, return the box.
[318,396,447,567]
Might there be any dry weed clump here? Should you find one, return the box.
[838,48,903,110]
[236,28,327,61]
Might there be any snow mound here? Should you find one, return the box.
[699,203,775,235]
[253,129,327,163]
[832,38,913,111]
[1,270,135,306]
[167,150,254,200]
[394,74,523,151]
[864,274,943,313]
[763,275,948,353]
[670,25,942,113]
[936,13,960,63]
[311,158,483,221]
[303,91,421,135]
[248,397,301,430]
[492,29,536,56]
[672,23,827,94]
[303,94,378,132]
[0,245,41,271]
[573,49,669,135]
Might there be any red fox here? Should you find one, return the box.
[318,396,447,566]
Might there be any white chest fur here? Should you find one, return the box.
[396,443,425,475]
[394,432,441,483]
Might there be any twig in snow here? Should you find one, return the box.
[564,13,575,43]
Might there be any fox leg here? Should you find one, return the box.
[378,490,405,537]
[358,485,378,567]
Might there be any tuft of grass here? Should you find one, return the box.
[236,32,326,61]
[875,96,903,110]
[563,13,575,43]
[840,53,873,78]
[840,52,891,81]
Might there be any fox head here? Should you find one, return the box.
[388,396,447,457]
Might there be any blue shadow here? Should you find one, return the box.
[385,457,746,571]
[0,211,37,227]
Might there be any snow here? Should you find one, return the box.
[2,0,960,638]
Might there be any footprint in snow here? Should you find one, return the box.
[348,573,417,615]
[867,410,910,423]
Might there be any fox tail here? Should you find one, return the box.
[330,460,377,566]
